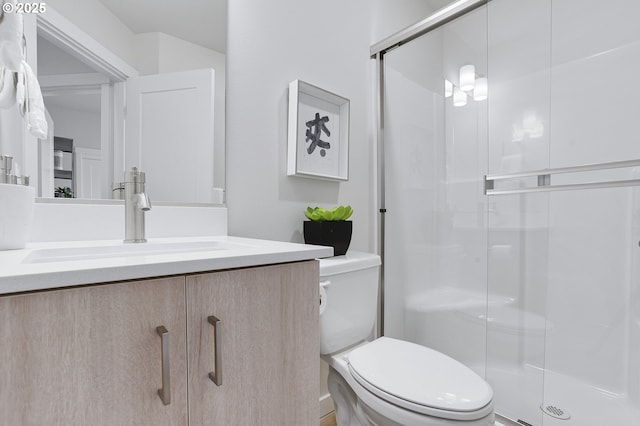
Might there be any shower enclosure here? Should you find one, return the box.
[374,0,640,424]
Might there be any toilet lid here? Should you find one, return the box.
[347,337,493,415]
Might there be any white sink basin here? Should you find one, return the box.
[22,240,242,264]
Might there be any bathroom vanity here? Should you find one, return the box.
[0,237,331,426]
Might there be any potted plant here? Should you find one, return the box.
[54,186,73,198]
[303,205,353,256]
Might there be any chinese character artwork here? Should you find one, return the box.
[305,112,331,157]
[287,80,349,180]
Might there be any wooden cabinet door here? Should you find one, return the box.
[186,261,319,426]
[0,277,188,426]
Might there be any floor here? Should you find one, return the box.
[320,411,337,426]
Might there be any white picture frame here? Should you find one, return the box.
[287,80,349,181]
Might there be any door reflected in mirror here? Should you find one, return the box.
[35,0,226,203]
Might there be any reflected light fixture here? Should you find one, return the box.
[459,64,475,92]
[445,79,453,98]
[453,86,467,106]
[473,77,488,101]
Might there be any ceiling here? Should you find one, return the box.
[93,1,455,56]
[97,0,227,53]
[94,1,457,56]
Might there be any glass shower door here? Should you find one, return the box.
[485,0,551,423]
[380,0,640,424]
[382,6,490,377]
[539,0,640,424]
[486,1,640,424]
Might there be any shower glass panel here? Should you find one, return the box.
[380,0,640,424]
[383,7,489,377]
[537,0,640,424]
[485,0,551,424]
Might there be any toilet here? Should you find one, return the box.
[319,251,495,426]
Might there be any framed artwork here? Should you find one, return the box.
[287,80,349,181]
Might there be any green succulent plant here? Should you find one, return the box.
[304,205,353,222]
[54,186,73,198]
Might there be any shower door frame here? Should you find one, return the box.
[370,0,488,338]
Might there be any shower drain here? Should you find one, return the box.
[540,403,571,420]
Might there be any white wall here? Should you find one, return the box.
[46,104,101,150]
[225,0,444,241]
[227,0,378,249]
[371,0,443,42]
[135,32,226,188]
[134,32,225,75]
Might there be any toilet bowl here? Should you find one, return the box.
[319,252,495,426]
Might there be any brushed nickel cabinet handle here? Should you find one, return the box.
[156,326,171,405]
[207,315,222,386]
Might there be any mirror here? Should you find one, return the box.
[32,0,226,203]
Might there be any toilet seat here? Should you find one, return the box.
[347,337,493,421]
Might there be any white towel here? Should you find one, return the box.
[0,0,24,72]
[0,67,16,108]
[16,61,48,139]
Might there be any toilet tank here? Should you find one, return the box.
[319,251,381,355]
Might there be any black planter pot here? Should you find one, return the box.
[303,220,352,256]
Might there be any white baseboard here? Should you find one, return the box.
[320,393,334,418]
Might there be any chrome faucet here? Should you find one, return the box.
[123,167,151,243]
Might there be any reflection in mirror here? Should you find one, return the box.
[38,37,103,199]
[34,0,226,203]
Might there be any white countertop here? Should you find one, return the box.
[0,236,333,295]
